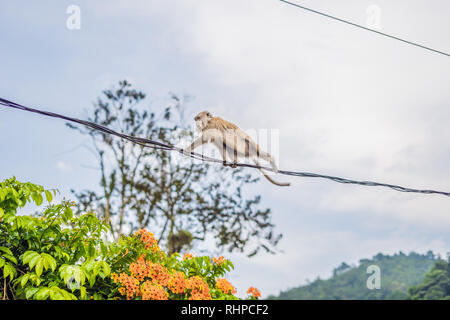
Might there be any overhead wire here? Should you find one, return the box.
[1,97,449,197]
[279,0,450,57]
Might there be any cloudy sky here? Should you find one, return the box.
[1,0,449,298]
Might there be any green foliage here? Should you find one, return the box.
[407,256,450,300]
[0,177,258,300]
[268,251,438,300]
[0,177,113,300]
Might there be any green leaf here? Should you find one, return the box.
[22,251,39,264]
[33,193,43,206]
[49,286,67,300]
[100,242,108,256]
[101,261,110,277]
[42,253,57,272]
[60,288,77,300]
[63,206,73,221]
[49,289,63,300]
[88,242,96,258]
[60,265,85,286]
[0,207,4,219]
[30,273,42,286]
[87,273,96,287]
[0,246,13,256]
[20,274,31,287]
[35,287,50,300]
[35,259,44,277]
[80,286,87,299]
[2,253,18,265]
[25,287,39,299]
[44,190,53,203]
[29,254,41,270]
[3,262,17,280]
[93,293,103,300]
[0,189,6,202]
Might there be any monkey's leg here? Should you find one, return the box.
[220,133,239,168]
[183,135,209,156]
[222,161,237,168]
[220,147,236,168]
[221,141,227,165]
[224,148,238,168]
[231,135,238,168]
[221,157,234,168]
[221,141,232,167]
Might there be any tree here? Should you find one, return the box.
[0,177,261,300]
[67,80,281,256]
[408,256,450,300]
[332,262,351,277]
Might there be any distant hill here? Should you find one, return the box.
[268,251,438,300]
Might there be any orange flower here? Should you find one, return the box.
[137,254,146,263]
[168,271,186,294]
[148,262,169,286]
[246,286,261,298]
[134,229,158,250]
[186,276,211,300]
[183,253,194,260]
[113,272,140,299]
[216,278,236,295]
[141,281,168,300]
[212,256,226,265]
[111,273,119,283]
[129,260,151,282]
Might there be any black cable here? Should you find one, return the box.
[279,0,450,57]
[1,97,449,197]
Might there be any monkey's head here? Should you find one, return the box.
[194,111,213,130]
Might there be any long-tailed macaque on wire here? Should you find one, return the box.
[183,111,290,187]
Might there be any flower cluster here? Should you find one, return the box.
[246,286,261,298]
[134,229,159,251]
[167,271,186,294]
[110,229,256,301]
[149,262,170,286]
[129,257,149,282]
[113,259,169,300]
[183,253,194,260]
[212,256,226,265]
[185,276,211,300]
[141,281,168,300]
[216,278,236,295]
[113,261,213,300]
[111,272,140,299]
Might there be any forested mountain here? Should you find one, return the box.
[268,251,439,300]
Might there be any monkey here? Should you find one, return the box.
[183,111,290,187]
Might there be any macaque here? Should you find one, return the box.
[183,111,290,187]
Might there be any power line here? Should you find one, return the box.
[279,0,450,57]
[1,96,449,197]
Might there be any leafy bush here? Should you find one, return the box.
[0,177,261,300]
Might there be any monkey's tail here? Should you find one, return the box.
[253,159,291,187]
